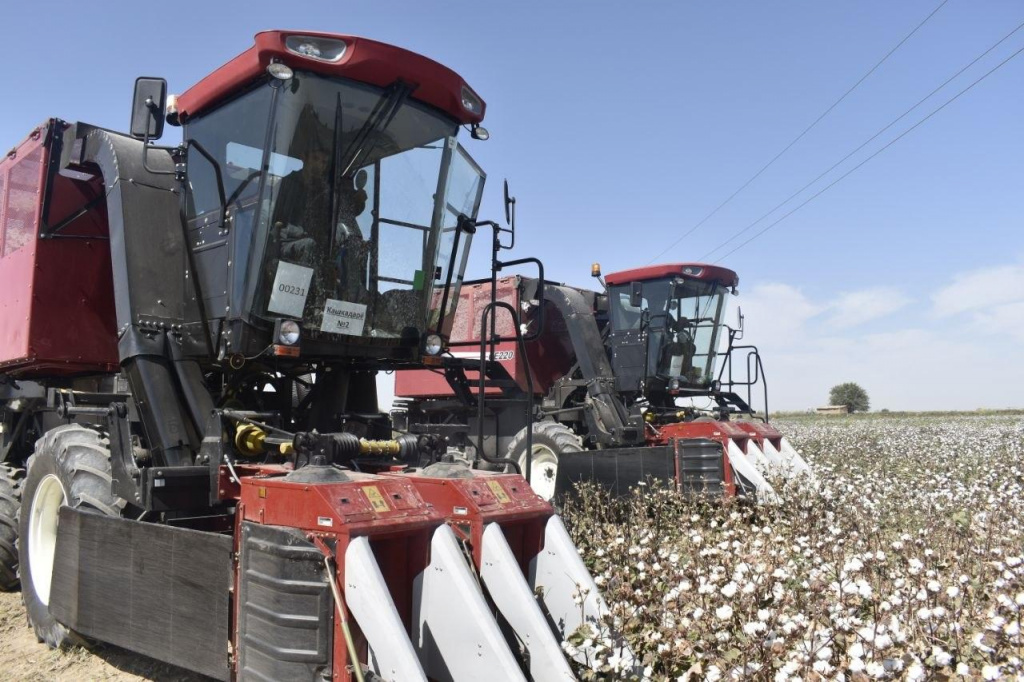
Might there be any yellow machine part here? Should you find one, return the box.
[235,424,267,457]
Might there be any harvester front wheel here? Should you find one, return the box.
[18,425,125,647]
[509,421,583,502]
[0,464,23,591]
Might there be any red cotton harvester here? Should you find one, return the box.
[0,31,635,681]
[394,262,813,501]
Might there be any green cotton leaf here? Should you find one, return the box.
[724,648,741,662]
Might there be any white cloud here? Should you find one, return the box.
[932,263,1024,317]
[736,269,1024,411]
[824,287,913,329]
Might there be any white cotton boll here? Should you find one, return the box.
[946,586,960,599]
[721,581,738,597]
[906,664,925,681]
[849,657,865,672]
[705,664,722,681]
[927,580,941,593]
[932,646,952,666]
[917,607,931,621]
[716,605,734,620]
[982,664,1001,680]
[865,661,885,678]
[956,662,970,675]
[848,641,865,659]
[812,660,832,675]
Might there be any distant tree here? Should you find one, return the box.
[829,382,870,413]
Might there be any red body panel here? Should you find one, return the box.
[385,471,552,568]
[177,30,485,125]
[605,262,739,288]
[0,121,118,376]
[395,277,575,398]
[237,471,444,681]
[653,420,767,498]
[732,420,785,450]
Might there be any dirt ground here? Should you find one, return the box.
[0,590,208,681]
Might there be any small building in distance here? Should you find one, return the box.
[816,405,850,415]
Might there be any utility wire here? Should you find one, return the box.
[700,18,1024,261]
[645,0,949,265]
[707,42,1024,263]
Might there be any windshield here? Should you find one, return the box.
[185,72,484,349]
[609,277,729,386]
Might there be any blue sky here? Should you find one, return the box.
[3,1,1021,410]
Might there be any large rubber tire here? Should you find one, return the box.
[508,421,583,502]
[18,425,125,647]
[0,464,23,591]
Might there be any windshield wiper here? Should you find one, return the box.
[337,81,414,179]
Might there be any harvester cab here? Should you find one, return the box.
[603,263,737,405]
[0,31,634,681]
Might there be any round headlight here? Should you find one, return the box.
[669,378,681,391]
[424,334,443,356]
[279,320,301,345]
[267,62,294,80]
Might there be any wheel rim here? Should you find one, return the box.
[521,444,559,501]
[28,474,66,606]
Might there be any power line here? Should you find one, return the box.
[645,0,949,265]
[708,42,1024,264]
[700,18,1024,261]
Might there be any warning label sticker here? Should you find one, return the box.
[268,261,314,318]
[363,485,391,514]
[487,480,511,504]
[320,298,367,336]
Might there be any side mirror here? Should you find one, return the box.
[737,307,745,335]
[503,179,516,231]
[130,77,167,141]
[629,281,644,308]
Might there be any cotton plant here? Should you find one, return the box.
[559,414,1024,680]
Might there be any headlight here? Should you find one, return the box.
[278,320,301,345]
[266,62,294,80]
[460,86,482,114]
[681,266,704,277]
[423,334,443,356]
[285,35,348,62]
[669,378,681,391]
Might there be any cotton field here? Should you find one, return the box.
[563,414,1024,681]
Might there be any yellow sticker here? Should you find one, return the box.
[487,479,512,504]
[363,485,391,513]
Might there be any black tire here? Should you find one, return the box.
[507,421,583,501]
[0,464,23,591]
[18,425,125,648]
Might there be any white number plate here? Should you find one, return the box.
[267,262,314,318]
[321,299,367,336]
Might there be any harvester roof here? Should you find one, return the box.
[604,263,739,288]
[175,30,485,125]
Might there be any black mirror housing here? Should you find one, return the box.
[130,77,167,140]
[629,281,643,308]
